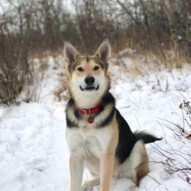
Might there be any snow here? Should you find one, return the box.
[0,57,191,191]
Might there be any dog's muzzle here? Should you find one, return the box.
[80,76,99,91]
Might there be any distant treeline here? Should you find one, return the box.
[0,0,191,54]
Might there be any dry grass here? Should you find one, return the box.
[111,46,190,78]
[53,63,70,102]
[29,48,63,60]
[1,40,188,104]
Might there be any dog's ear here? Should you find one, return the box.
[95,39,111,61]
[64,42,79,64]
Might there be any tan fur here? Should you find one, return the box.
[70,155,84,191]
[135,149,149,186]
[100,114,118,191]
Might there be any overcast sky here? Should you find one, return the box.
[0,0,75,15]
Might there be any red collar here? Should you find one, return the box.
[78,100,103,115]
[77,100,103,123]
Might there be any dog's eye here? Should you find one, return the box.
[77,67,84,72]
[93,66,99,71]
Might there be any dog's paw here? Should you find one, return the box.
[128,183,136,191]
[81,182,93,191]
[81,179,99,191]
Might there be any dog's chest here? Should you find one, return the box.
[65,125,112,158]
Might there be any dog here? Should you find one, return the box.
[64,39,161,191]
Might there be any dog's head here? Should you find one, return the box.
[64,40,111,108]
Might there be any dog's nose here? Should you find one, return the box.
[84,76,95,85]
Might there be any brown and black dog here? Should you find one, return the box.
[64,40,161,191]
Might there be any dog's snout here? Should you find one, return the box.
[85,76,95,85]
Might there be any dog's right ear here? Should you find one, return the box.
[95,39,111,62]
[64,42,79,64]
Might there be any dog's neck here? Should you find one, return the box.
[72,93,103,109]
[78,100,103,114]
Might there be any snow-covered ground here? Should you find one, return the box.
[0,57,191,191]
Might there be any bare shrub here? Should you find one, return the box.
[0,25,31,105]
[153,100,191,185]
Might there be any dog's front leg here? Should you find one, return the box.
[100,152,115,191]
[70,154,84,191]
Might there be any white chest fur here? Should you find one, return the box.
[65,125,112,159]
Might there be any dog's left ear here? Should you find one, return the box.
[64,42,79,64]
[95,39,111,61]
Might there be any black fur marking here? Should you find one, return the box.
[95,92,115,128]
[67,98,75,107]
[115,109,137,164]
[101,92,115,108]
[66,98,80,128]
[74,108,81,119]
[97,107,115,128]
[66,116,78,128]
[66,98,80,119]
[135,131,162,144]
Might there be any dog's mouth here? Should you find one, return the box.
[80,85,99,91]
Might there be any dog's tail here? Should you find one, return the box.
[135,131,162,144]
